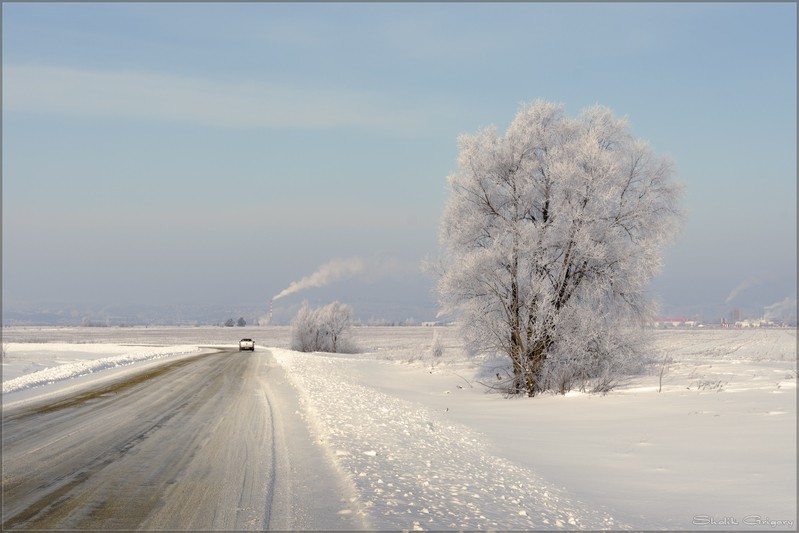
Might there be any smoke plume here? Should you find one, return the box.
[763,297,797,322]
[272,257,366,301]
[724,278,762,305]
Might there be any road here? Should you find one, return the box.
[2,348,364,530]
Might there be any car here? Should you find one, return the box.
[239,338,255,351]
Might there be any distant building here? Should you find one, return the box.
[653,317,698,328]
[734,319,778,328]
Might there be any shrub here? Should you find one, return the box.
[290,301,357,353]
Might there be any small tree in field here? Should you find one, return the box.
[437,100,682,396]
[321,301,354,353]
[290,303,320,353]
[290,301,356,353]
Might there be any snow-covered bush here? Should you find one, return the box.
[290,301,357,353]
[431,331,444,359]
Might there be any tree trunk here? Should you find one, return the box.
[509,240,525,395]
[510,337,524,394]
[526,334,550,396]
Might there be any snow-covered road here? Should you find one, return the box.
[1,348,364,530]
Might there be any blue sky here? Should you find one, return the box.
[2,2,796,324]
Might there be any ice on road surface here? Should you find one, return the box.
[2,348,367,531]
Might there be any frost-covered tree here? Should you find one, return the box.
[321,301,354,353]
[290,303,320,353]
[437,100,682,396]
[290,301,356,353]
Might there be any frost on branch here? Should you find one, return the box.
[437,100,683,396]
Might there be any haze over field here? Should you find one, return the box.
[2,3,796,325]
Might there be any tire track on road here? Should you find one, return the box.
[2,347,365,531]
[2,350,263,530]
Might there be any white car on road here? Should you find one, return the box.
[238,338,255,351]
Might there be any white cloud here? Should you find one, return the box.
[3,64,419,131]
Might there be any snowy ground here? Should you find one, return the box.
[2,326,796,530]
[1,343,201,393]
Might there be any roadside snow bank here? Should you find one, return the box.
[2,344,199,394]
[273,348,619,531]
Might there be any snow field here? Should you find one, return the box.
[274,348,618,531]
[1,325,289,347]
[274,327,796,531]
[2,326,795,530]
[2,343,200,394]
